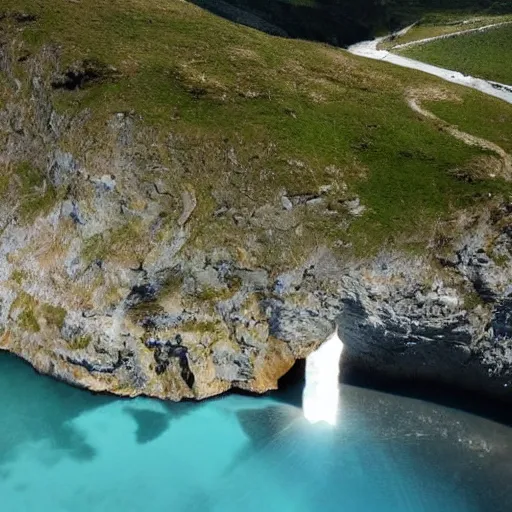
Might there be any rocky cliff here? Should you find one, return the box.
[1,4,512,402]
[339,213,512,399]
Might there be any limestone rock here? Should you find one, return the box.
[1,41,512,404]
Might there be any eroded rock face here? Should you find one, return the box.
[1,43,512,402]
[0,44,344,400]
[339,211,512,399]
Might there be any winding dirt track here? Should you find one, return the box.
[407,94,512,177]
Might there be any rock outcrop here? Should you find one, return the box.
[1,28,511,403]
[0,42,340,400]
[339,217,512,399]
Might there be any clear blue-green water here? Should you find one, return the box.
[1,352,511,512]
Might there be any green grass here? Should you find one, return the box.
[67,335,92,350]
[1,0,512,261]
[9,290,67,333]
[81,220,146,266]
[426,89,512,153]
[11,270,26,285]
[398,23,512,84]
[0,162,59,224]
[41,304,67,330]
[11,292,40,333]
[18,309,40,333]
[16,163,59,223]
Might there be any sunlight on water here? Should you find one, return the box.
[303,331,343,426]
[1,351,512,512]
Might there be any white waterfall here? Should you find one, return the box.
[303,331,344,426]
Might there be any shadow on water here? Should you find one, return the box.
[0,352,114,471]
[340,356,512,428]
[0,350,204,473]
[265,351,512,428]
[123,399,201,445]
[1,348,512,511]
[232,355,512,512]
[124,408,172,444]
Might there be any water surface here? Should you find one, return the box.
[1,352,511,512]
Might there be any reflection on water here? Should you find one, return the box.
[1,351,511,512]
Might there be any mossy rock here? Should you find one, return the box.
[67,335,92,350]
[18,308,40,333]
[41,304,67,330]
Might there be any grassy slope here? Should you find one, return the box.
[1,0,512,259]
[427,89,512,153]
[398,23,512,84]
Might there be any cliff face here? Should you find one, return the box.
[339,218,512,399]
[1,4,512,402]
[0,43,339,400]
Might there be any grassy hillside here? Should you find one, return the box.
[398,23,512,84]
[427,90,512,152]
[1,0,512,262]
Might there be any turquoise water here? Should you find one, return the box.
[1,353,511,512]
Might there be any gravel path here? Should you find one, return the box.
[347,26,512,104]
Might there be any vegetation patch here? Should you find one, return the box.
[81,220,146,266]
[196,286,236,302]
[67,334,92,350]
[381,13,512,48]
[41,304,67,330]
[11,270,26,285]
[10,162,59,224]
[9,291,67,333]
[1,0,512,260]
[129,301,165,326]
[425,90,512,154]
[464,290,486,309]
[11,292,40,333]
[18,308,40,333]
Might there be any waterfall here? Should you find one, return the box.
[303,331,344,426]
